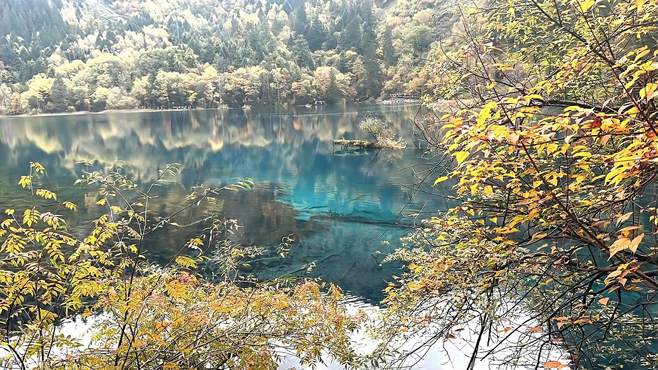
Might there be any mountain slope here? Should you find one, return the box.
[0,0,457,114]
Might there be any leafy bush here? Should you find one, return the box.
[0,163,359,369]
[359,117,406,149]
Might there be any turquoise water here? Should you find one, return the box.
[0,104,453,303]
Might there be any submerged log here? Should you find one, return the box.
[332,139,405,150]
[311,213,414,229]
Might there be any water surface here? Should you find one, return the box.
[0,104,451,302]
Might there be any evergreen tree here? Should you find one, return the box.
[48,76,68,112]
[381,26,397,66]
[359,1,382,97]
[338,16,362,51]
[325,67,341,102]
[0,0,69,82]
[288,35,314,68]
[291,3,308,35]
[306,18,327,51]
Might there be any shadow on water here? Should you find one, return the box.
[0,104,455,303]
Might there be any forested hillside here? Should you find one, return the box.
[0,0,455,114]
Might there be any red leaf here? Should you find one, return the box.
[590,116,602,128]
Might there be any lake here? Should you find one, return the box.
[0,104,453,303]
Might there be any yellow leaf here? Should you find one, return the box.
[640,83,657,100]
[30,162,45,174]
[433,176,449,185]
[175,256,198,269]
[628,233,644,253]
[454,151,469,165]
[530,232,548,242]
[36,189,57,200]
[619,225,641,237]
[408,263,422,273]
[477,102,497,125]
[18,176,31,189]
[22,209,40,227]
[573,151,592,159]
[96,199,107,206]
[608,234,642,258]
[578,0,595,12]
[63,201,77,211]
[616,212,633,226]
[604,167,626,185]
[408,281,424,291]
[598,297,609,305]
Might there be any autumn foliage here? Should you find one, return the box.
[380,0,658,368]
[0,163,358,369]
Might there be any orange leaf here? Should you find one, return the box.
[528,325,543,333]
[544,361,566,369]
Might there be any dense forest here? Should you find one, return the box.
[0,0,455,114]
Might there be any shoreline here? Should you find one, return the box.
[0,100,422,119]
[0,107,218,119]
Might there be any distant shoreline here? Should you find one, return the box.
[0,101,422,119]
[0,107,217,119]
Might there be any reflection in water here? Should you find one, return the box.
[0,104,453,302]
